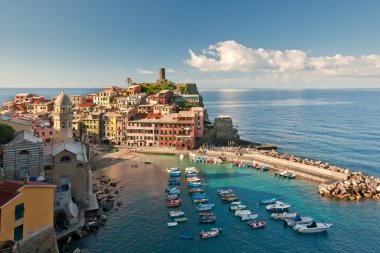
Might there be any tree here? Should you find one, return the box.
[0,124,15,144]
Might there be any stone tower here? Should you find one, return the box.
[53,90,73,140]
[156,68,167,83]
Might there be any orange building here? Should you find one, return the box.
[0,181,55,248]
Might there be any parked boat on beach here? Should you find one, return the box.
[248,220,266,229]
[200,228,222,239]
[266,202,291,212]
[260,198,276,205]
[285,215,313,227]
[274,170,296,179]
[271,212,298,220]
[293,222,333,233]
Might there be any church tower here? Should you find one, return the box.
[53,90,73,140]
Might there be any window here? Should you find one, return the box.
[15,203,24,220]
[19,150,29,155]
[60,156,71,162]
[14,225,23,241]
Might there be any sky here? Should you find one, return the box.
[1,0,380,89]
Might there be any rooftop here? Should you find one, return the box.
[6,130,42,145]
[52,140,88,162]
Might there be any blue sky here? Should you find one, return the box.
[1,0,380,89]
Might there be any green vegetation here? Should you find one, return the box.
[0,124,15,144]
[141,81,175,95]
[178,102,193,110]
[177,84,189,94]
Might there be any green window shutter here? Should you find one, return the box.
[14,225,23,241]
[15,203,25,220]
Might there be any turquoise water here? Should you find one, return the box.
[82,155,380,253]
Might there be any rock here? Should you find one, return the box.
[110,182,118,187]
[117,201,123,206]
[376,185,380,192]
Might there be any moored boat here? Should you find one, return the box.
[170,170,181,177]
[230,204,247,211]
[248,220,266,229]
[271,212,298,220]
[199,228,222,239]
[193,198,209,203]
[196,203,214,211]
[241,213,259,221]
[174,217,188,222]
[259,198,276,205]
[266,202,291,212]
[234,210,251,217]
[285,215,313,227]
[293,222,333,233]
[167,200,181,207]
[167,167,179,173]
[221,196,239,203]
[167,222,178,227]
[169,210,185,218]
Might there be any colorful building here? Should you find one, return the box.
[0,181,55,247]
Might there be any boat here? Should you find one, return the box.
[186,173,199,178]
[230,204,247,211]
[168,181,180,186]
[187,177,201,182]
[221,196,239,203]
[167,200,181,207]
[248,220,266,229]
[271,212,298,220]
[196,203,214,211]
[259,198,276,205]
[167,222,178,227]
[241,213,259,221]
[165,186,178,193]
[198,213,216,223]
[230,201,242,205]
[174,217,188,222]
[234,210,251,217]
[266,202,291,212]
[178,235,194,239]
[169,210,185,218]
[217,189,234,195]
[170,171,181,177]
[260,166,270,172]
[169,189,180,195]
[192,193,207,200]
[179,154,184,160]
[167,167,179,172]
[199,228,222,239]
[144,161,151,164]
[293,222,333,233]
[285,215,314,227]
[188,188,205,194]
[193,198,209,203]
[186,167,200,174]
[198,211,214,216]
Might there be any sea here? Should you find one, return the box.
[1,88,380,252]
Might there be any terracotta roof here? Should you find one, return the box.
[0,181,55,208]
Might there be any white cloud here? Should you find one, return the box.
[137,68,154,75]
[185,40,380,84]
[166,68,176,73]
[116,67,124,72]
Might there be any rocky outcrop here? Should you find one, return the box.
[319,172,380,200]
[259,149,350,174]
[92,173,122,212]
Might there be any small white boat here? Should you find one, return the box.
[167,222,178,227]
[179,154,184,160]
[285,215,314,227]
[293,222,333,233]
[240,213,258,221]
[167,167,179,172]
[169,210,185,218]
[169,189,180,195]
[271,212,298,220]
[230,201,242,205]
[230,205,247,211]
[266,202,291,212]
[234,210,251,217]
[217,189,233,195]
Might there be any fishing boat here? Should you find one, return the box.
[188,188,205,194]
[198,211,214,216]
[186,167,200,174]
[259,198,276,205]
[271,212,298,220]
[248,220,266,229]
[187,177,201,182]
[266,202,291,212]
[234,210,251,217]
[199,228,222,239]
[169,210,185,218]
[167,222,178,227]
[285,215,314,227]
[178,235,194,239]
[174,217,188,222]
[293,222,333,233]
[196,203,214,211]
[221,196,239,203]
[240,213,259,221]
[230,204,247,211]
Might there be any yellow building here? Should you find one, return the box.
[103,112,117,144]
[0,181,55,247]
[81,112,102,144]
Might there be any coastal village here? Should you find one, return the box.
[0,69,380,252]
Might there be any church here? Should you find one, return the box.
[46,90,96,219]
